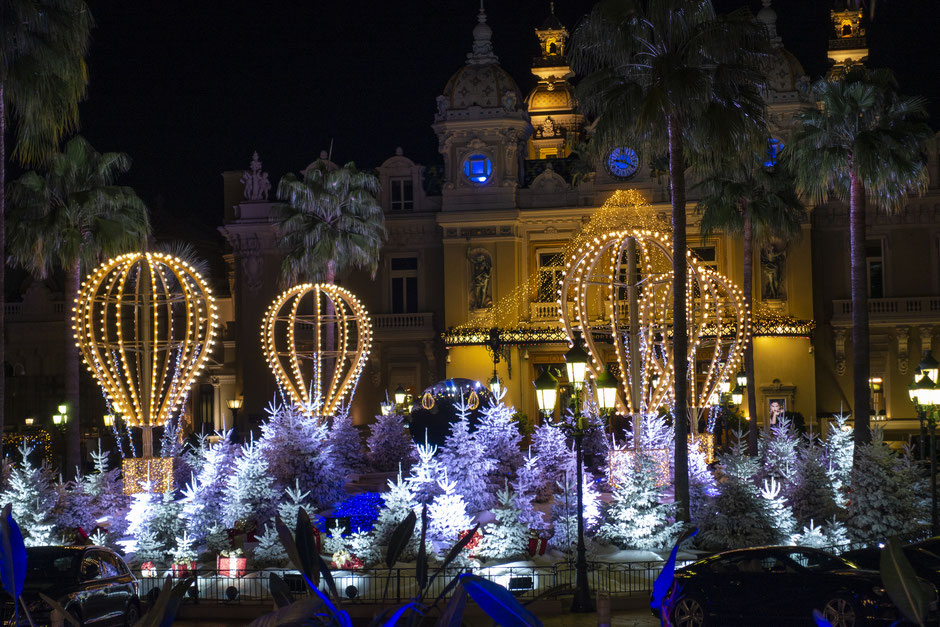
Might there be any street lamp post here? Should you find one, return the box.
[226,398,243,434]
[910,351,940,536]
[564,335,593,613]
[52,403,69,470]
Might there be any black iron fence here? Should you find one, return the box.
[135,559,691,606]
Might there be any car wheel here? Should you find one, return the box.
[671,594,708,627]
[123,602,140,627]
[822,595,858,627]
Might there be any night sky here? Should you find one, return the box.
[77,0,939,238]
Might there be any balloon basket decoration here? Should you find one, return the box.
[559,229,751,436]
[74,252,218,486]
[262,283,372,419]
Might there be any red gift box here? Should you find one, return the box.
[217,555,247,578]
[140,561,157,578]
[527,537,547,557]
[171,561,197,577]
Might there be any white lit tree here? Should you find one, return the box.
[427,472,472,545]
[789,443,840,528]
[366,412,416,472]
[181,430,238,543]
[511,451,547,532]
[477,483,529,562]
[548,470,600,553]
[373,468,421,557]
[473,397,524,485]
[597,452,681,551]
[761,477,796,544]
[0,443,58,546]
[330,409,366,474]
[761,416,800,492]
[529,423,575,502]
[222,438,278,532]
[408,437,444,505]
[824,413,854,507]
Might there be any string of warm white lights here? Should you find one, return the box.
[73,252,219,430]
[559,229,751,422]
[261,283,372,419]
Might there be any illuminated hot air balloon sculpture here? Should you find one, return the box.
[559,229,750,438]
[262,283,372,419]
[74,252,218,493]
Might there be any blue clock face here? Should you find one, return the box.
[607,147,639,179]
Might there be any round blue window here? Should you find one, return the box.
[463,154,493,183]
[764,138,783,168]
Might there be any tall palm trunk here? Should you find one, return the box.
[849,170,871,447]
[743,211,759,456]
[65,262,81,476]
[0,82,6,461]
[669,115,690,523]
[323,261,336,410]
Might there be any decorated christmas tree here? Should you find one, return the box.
[761,416,800,492]
[688,436,719,525]
[473,397,524,485]
[253,523,288,568]
[181,430,238,543]
[366,412,416,472]
[511,452,547,531]
[439,400,495,514]
[597,452,681,551]
[700,438,776,550]
[82,443,131,536]
[477,483,531,562]
[791,519,828,548]
[823,413,854,507]
[330,410,366,474]
[373,469,420,556]
[222,438,278,532]
[0,443,58,546]
[846,431,926,543]
[428,472,473,545]
[529,423,575,502]
[147,492,186,562]
[257,402,346,508]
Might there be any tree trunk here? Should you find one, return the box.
[849,170,871,447]
[0,82,6,461]
[65,262,82,477]
[668,115,690,523]
[743,211,760,456]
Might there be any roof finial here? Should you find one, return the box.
[757,0,781,47]
[550,1,555,15]
[468,1,498,65]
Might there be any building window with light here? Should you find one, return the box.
[463,154,493,184]
[390,256,419,313]
[390,178,414,212]
[536,251,565,303]
[867,240,884,298]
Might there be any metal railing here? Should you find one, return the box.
[135,559,688,606]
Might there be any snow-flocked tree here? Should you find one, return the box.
[761,477,796,544]
[511,451,547,532]
[477,483,529,562]
[0,443,58,546]
[846,431,926,543]
[408,437,444,505]
[366,412,416,472]
[597,452,681,550]
[529,423,574,502]
[257,401,345,508]
[181,430,238,543]
[473,397,524,485]
[824,413,854,507]
[439,401,495,514]
[548,470,600,553]
[372,469,422,559]
[330,410,366,474]
[789,442,840,528]
[761,416,800,492]
[222,438,278,532]
[427,472,472,545]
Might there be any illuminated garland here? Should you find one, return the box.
[73,252,219,429]
[560,230,750,421]
[751,303,815,338]
[2,431,53,462]
[123,457,174,494]
[262,284,372,418]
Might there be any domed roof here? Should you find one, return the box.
[527,81,576,112]
[765,47,806,94]
[442,63,524,110]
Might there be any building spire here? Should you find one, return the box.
[757,0,782,48]
[467,1,498,65]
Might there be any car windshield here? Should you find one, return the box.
[24,551,80,583]
[785,549,854,571]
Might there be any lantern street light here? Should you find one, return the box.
[103,414,115,428]
[736,370,747,389]
[52,404,69,430]
[910,360,939,536]
[226,398,243,435]
[533,368,558,418]
[594,368,618,416]
[730,385,744,408]
[562,332,594,613]
[393,384,408,410]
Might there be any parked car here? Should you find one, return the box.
[843,537,940,589]
[653,545,936,626]
[0,545,140,626]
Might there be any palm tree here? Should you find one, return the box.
[273,158,385,286]
[785,68,929,448]
[570,0,769,522]
[1,0,92,457]
[7,135,149,476]
[274,158,385,400]
[696,155,806,456]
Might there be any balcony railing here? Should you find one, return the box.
[371,312,434,332]
[832,297,940,321]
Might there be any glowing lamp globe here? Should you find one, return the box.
[533,368,558,415]
[564,340,589,389]
[594,368,618,412]
[736,370,747,388]
[731,385,744,406]
[918,352,939,386]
